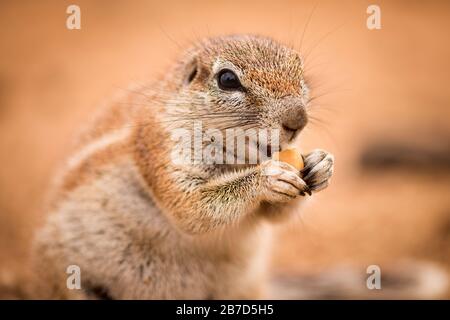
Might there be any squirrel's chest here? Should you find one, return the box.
[108,227,270,299]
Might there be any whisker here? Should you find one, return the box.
[303,22,346,64]
[298,2,319,55]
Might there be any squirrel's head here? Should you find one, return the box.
[163,35,310,162]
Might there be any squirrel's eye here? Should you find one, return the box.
[217,69,242,91]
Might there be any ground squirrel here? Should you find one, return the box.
[30,35,334,299]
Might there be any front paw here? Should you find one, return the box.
[260,159,310,204]
[301,149,334,193]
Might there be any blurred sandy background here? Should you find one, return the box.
[0,0,449,298]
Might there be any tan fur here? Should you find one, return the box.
[30,35,334,299]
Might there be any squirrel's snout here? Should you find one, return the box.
[280,102,308,141]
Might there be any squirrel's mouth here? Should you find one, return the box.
[283,125,300,141]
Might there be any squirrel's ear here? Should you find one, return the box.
[184,56,199,86]
[183,55,209,87]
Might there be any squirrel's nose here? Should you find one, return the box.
[280,101,308,140]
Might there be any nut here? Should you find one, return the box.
[272,148,304,170]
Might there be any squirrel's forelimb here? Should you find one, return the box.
[156,160,311,235]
